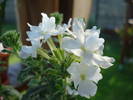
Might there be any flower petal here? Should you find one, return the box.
[88,66,103,83]
[62,37,81,51]
[0,43,4,52]
[85,35,104,52]
[93,54,115,69]
[27,31,43,41]
[20,46,37,59]
[67,63,81,88]
[66,86,78,95]
[72,18,85,44]
[85,26,100,37]
[41,13,56,32]
[78,80,97,98]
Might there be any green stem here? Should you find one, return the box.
[47,38,57,55]
[63,78,67,100]
[58,34,63,48]
[37,48,50,59]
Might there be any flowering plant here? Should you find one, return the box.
[19,12,115,100]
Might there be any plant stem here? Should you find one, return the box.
[47,38,57,55]
[58,34,63,48]
[37,48,50,59]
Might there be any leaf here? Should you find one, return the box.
[50,12,63,25]
[0,85,21,100]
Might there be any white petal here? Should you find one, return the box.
[43,34,51,41]
[20,46,37,59]
[0,43,4,52]
[67,63,78,74]
[41,13,49,24]
[93,54,115,69]
[77,62,102,83]
[62,37,81,52]
[27,23,40,32]
[66,86,78,95]
[96,45,104,55]
[85,35,104,52]
[66,86,73,95]
[57,25,66,33]
[78,80,97,98]
[67,63,81,88]
[31,39,42,48]
[68,18,72,28]
[72,18,85,44]
[72,18,85,33]
[27,31,43,41]
[88,66,103,83]
[49,17,56,30]
[41,13,56,33]
[85,26,100,37]
[82,52,94,64]
[70,49,83,57]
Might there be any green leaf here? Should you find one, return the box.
[50,12,63,25]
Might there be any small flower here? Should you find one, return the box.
[27,13,68,43]
[39,13,59,39]
[67,62,102,98]
[0,43,4,52]
[62,18,104,55]
[62,18,114,68]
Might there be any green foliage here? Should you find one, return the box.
[18,48,80,100]
[0,85,21,100]
[0,30,21,53]
[50,12,63,25]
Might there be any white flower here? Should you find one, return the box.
[27,23,44,42]
[56,18,71,35]
[62,18,104,55]
[67,62,102,98]
[0,43,4,52]
[27,13,67,43]
[62,18,114,68]
[39,13,58,39]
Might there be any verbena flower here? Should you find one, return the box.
[20,13,68,58]
[67,62,102,98]
[19,12,115,99]
[62,18,115,69]
[27,13,67,42]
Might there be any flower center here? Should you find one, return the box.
[80,45,86,51]
[80,74,86,80]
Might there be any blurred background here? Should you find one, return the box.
[0,0,133,100]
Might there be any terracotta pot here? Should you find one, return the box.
[0,48,12,85]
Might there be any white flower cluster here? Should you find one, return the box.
[62,19,115,98]
[20,13,68,58]
[20,13,115,99]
